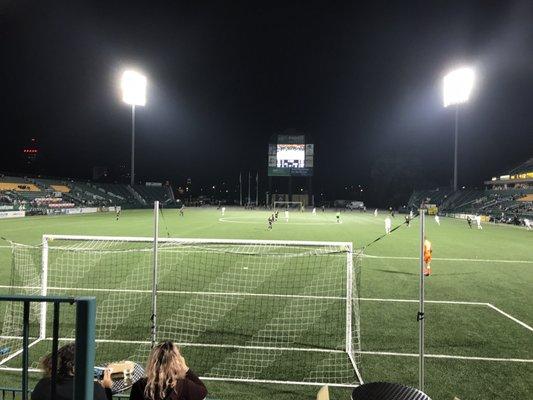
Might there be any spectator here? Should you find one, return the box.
[129,341,207,400]
[31,343,112,400]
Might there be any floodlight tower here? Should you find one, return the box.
[121,70,147,186]
[443,67,474,192]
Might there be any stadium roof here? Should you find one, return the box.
[509,157,533,175]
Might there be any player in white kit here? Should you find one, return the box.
[385,217,392,234]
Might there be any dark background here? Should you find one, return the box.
[1,1,532,205]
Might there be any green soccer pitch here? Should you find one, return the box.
[0,208,531,400]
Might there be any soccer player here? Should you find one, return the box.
[322,205,325,212]
[385,217,392,234]
[115,208,121,221]
[221,206,225,216]
[409,210,414,219]
[466,216,472,228]
[524,218,531,230]
[275,211,279,221]
[312,207,316,215]
[374,209,378,217]
[476,215,483,230]
[267,216,273,230]
[336,211,341,223]
[434,215,440,226]
[179,205,185,217]
[423,237,432,276]
[405,214,410,227]
[284,209,289,222]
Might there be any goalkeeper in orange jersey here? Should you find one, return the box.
[423,236,432,276]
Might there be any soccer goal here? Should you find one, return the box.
[1,235,363,387]
[273,201,303,210]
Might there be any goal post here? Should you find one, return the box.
[2,234,363,387]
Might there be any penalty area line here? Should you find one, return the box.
[359,350,533,363]
[363,254,533,264]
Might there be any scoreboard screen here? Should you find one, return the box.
[268,135,313,177]
[277,144,305,168]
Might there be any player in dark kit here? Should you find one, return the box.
[466,216,473,228]
[274,211,279,221]
[405,215,410,227]
[115,208,120,221]
[267,216,273,230]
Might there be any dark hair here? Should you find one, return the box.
[40,342,75,381]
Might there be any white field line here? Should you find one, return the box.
[0,285,345,301]
[359,350,533,363]
[364,254,533,264]
[1,286,530,332]
[0,338,42,366]
[0,364,359,387]
[218,217,339,226]
[486,303,533,333]
[40,337,346,354]
[196,377,358,388]
[359,298,488,306]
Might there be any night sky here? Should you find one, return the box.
[1,1,532,204]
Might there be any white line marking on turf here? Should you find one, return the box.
[2,285,531,332]
[359,350,533,363]
[364,254,533,264]
[42,336,346,353]
[359,298,488,306]
[0,285,346,301]
[218,217,338,225]
[486,303,533,332]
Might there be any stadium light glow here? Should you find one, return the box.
[443,67,475,107]
[120,69,147,186]
[121,70,147,106]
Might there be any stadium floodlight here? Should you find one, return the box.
[121,70,147,186]
[442,66,475,191]
[121,70,147,106]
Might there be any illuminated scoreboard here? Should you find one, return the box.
[268,134,313,177]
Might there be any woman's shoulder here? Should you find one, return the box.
[132,377,148,389]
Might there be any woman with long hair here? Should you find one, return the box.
[31,342,112,400]
[129,341,207,400]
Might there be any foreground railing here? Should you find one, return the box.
[0,295,96,400]
[0,387,129,399]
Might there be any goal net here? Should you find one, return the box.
[273,201,303,210]
[1,235,363,387]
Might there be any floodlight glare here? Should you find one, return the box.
[121,70,147,106]
[443,67,474,107]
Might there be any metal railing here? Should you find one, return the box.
[0,295,96,400]
[0,388,129,400]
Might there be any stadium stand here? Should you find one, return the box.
[133,184,174,205]
[408,157,533,225]
[0,174,175,212]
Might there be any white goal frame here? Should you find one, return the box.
[33,234,362,387]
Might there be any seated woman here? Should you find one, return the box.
[31,342,112,400]
[129,341,207,400]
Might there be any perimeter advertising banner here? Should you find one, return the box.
[268,135,314,177]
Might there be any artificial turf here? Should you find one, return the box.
[0,208,531,399]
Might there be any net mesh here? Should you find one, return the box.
[1,237,362,386]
